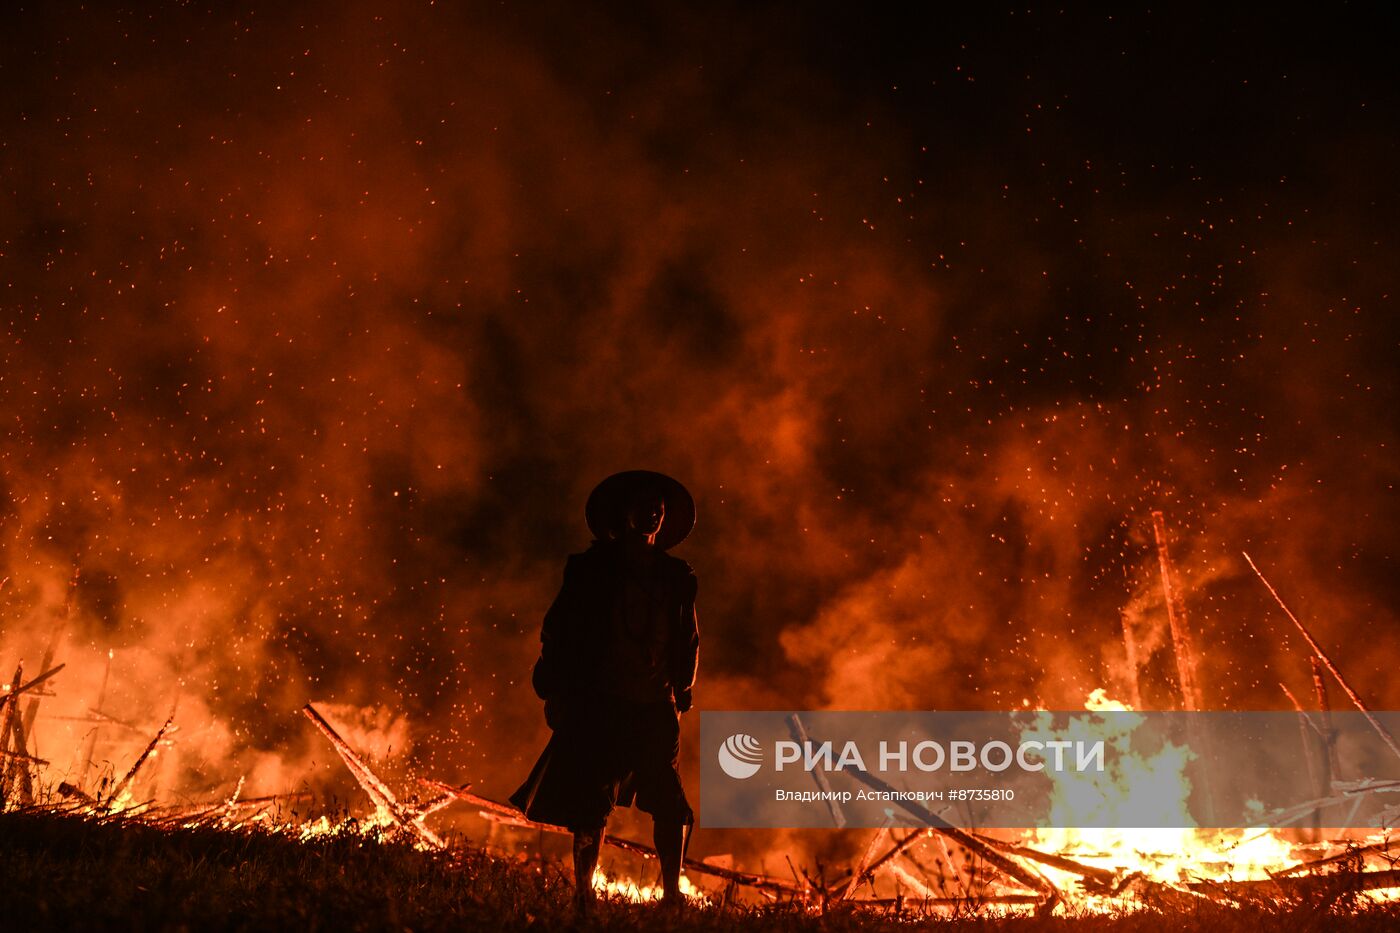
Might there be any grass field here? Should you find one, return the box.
[1,810,1396,932]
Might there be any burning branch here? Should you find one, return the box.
[798,726,1062,913]
[301,703,444,850]
[974,834,1120,886]
[1273,837,1400,877]
[0,663,67,716]
[840,814,895,901]
[107,716,173,806]
[835,827,934,900]
[787,714,846,828]
[1187,868,1400,903]
[1152,511,1203,711]
[1244,552,1400,766]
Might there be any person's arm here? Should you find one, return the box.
[670,563,700,712]
[532,555,583,701]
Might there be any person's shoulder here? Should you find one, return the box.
[565,541,615,570]
[660,552,697,580]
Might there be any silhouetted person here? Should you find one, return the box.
[510,470,699,913]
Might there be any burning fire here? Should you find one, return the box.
[591,868,708,905]
[1005,690,1395,913]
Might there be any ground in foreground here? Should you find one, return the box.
[0,811,1395,931]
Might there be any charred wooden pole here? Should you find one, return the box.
[302,703,444,849]
[0,656,68,805]
[787,714,847,828]
[146,695,180,802]
[107,717,173,807]
[1,661,23,802]
[1243,552,1400,766]
[1189,868,1400,900]
[1151,511,1217,824]
[0,663,67,719]
[1273,837,1400,877]
[1118,610,1145,710]
[1280,682,1325,842]
[1151,511,1203,711]
[1311,655,1341,776]
[6,705,36,804]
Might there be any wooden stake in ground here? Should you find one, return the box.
[1311,655,1341,776]
[1118,610,1145,710]
[6,703,36,804]
[1152,511,1204,711]
[2,659,68,802]
[302,703,444,849]
[787,714,847,828]
[1243,552,1400,766]
[1280,682,1325,841]
[1152,511,1219,824]
[1,661,23,802]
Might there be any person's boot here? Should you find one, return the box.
[573,829,603,916]
[654,818,686,908]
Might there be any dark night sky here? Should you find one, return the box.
[1,2,1397,816]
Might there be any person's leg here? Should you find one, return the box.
[635,701,692,905]
[653,816,686,903]
[572,826,604,912]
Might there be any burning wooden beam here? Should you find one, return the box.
[6,703,37,804]
[829,827,937,899]
[787,714,847,828]
[1244,552,1400,767]
[974,834,1120,885]
[1152,511,1203,711]
[0,748,49,766]
[846,893,1045,909]
[797,729,1062,913]
[0,662,66,717]
[301,703,444,850]
[1312,655,1342,776]
[1,661,23,802]
[1273,837,1400,877]
[840,815,895,901]
[107,717,173,806]
[419,780,811,899]
[1187,868,1400,901]
[1118,610,1145,710]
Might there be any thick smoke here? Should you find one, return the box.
[1,3,1395,855]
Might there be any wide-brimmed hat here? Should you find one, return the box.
[585,470,695,551]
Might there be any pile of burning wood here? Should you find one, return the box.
[2,668,1398,915]
[2,517,1399,916]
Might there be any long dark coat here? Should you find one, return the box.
[510,540,699,831]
